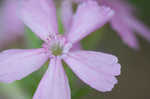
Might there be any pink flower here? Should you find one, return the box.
[0,0,121,99]
[74,0,150,49]
[101,0,150,49]
[0,0,24,48]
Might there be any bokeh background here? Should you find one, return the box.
[0,0,150,99]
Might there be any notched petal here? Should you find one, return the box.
[64,50,121,92]
[67,1,114,43]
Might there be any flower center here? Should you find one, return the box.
[43,34,72,57]
[51,43,63,56]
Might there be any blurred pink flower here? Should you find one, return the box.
[0,0,121,99]
[74,0,150,49]
[0,0,24,48]
[100,0,150,49]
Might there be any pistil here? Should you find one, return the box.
[51,43,63,56]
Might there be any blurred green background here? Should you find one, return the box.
[0,0,150,99]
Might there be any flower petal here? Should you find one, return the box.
[67,1,114,43]
[70,43,82,51]
[33,58,70,99]
[101,0,133,17]
[102,0,150,48]
[111,16,139,49]
[64,50,121,92]
[0,48,48,83]
[61,0,73,33]
[19,0,58,41]
[127,16,150,42]
[0,0,24,47]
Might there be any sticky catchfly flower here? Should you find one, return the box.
[0,0,121,99]
[0,0,24,48]
[100,0,150,49]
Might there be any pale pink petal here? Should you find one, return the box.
[101,0,133,17]
[0,0,24,35]
[102,0,150,48]
[0,48,48,83]
[33,58,70,99]
[61,0,73,33]
[0,0,24,47]
[70,43,82,51]
[64,50,121,92]
[111,16,139,49]
[127,16,150,42]
[19,0,58,41]
[67,1,114,44]
[72,0,89,3]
